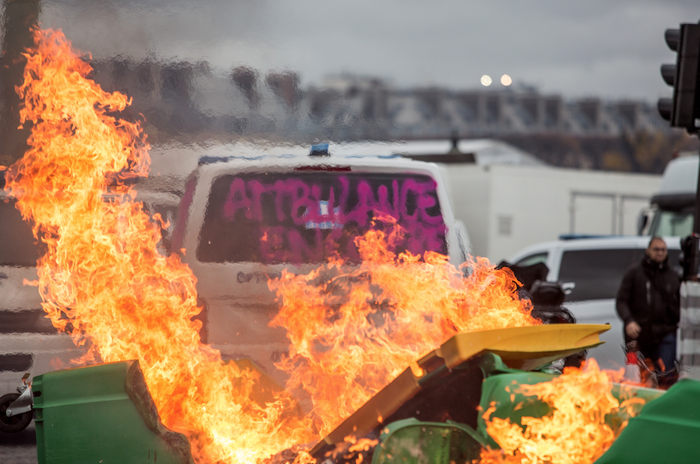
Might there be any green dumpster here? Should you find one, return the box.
[595,378,700,464]
[32,360,194,464]
[372,418,488,464]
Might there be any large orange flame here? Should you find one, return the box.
[479,360,645,464]
[3,28,540,463]
[270,224,538,435]
[4,28,312,463]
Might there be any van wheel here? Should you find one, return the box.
[0,393,32,433]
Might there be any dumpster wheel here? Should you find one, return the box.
[0,393,32,433]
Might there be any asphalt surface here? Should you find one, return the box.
[0,423,38,464]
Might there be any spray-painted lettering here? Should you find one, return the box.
[222,175,445,263]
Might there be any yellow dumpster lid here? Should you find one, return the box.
[439,324,607,371]
[310,324,609,457]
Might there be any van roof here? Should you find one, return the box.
[197,151,404,166]
[193,150,444,174]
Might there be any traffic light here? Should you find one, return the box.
[658,23,700,133]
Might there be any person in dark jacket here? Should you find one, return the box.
[616,236,680,388]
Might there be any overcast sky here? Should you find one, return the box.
[32,0,700,101]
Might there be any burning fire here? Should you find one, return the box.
[479,359,645,464]
[4,28,540,463]
[270,225,538,435]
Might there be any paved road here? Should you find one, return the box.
[0,423,38,464]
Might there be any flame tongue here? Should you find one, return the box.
[5,28,313,463]
[480,359,645,464]
[270,228,538,436]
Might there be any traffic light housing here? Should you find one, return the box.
[658,23,700,133]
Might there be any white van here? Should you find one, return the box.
[508,236,681,369]
[171,150,470,380]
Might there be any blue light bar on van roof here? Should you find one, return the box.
[309,142,330,157]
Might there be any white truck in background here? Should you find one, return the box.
[639,153,698,238]
[440,163,659,262]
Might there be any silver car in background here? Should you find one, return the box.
[508,236,681,370]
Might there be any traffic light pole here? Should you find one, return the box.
[686,22,700,278]
[692,144,700,280]
[658,22,700,280]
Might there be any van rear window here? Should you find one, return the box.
[197,172,446,264]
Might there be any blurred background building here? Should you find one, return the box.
[1,0,697,173]
[77,59,696,174]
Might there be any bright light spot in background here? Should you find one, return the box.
[480,75,492,86]
[501,74,512,86]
